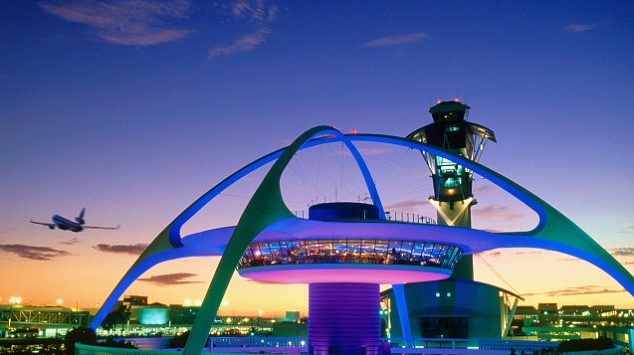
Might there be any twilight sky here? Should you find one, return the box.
[1,0,633,314]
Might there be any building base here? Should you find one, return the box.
[308,283,381,355]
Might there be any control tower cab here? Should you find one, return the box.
[408,101,496,205]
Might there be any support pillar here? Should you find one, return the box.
[309,283,381,355]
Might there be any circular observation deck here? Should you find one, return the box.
[236,203,464,284]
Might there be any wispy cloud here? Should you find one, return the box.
[209,0,279,59]
[563,20,611,34]
[356,146,394,156]
[514,250,542,256]
[138,272,201,285]
[620,225,634,234]
[60,237,81,245]
[210,27,270,58]
[0,244,70,261]
[38,0,192,46]
[94,243,148,255]
[485,250,502,257]
[385,199,426,211]
[610,247,634,256]
[364,32,428,48]
[474,184,494,195]
[523,285,625,297]
[472,204,522,221]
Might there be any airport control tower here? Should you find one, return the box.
[407,100,496,279]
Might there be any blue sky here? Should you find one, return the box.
[0,1,633,310]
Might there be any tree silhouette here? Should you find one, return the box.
[102,304,130,330]
[65,326,97,354]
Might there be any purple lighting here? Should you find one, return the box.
[309,283,381,355]
[240,264,450,284]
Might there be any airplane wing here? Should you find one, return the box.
[30,220,56,228]
[83,224,120,230]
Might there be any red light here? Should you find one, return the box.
[350,128,358,135]
[436,99,442,104]
[453,98,460,102]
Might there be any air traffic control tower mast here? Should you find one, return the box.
[407,100,496,279]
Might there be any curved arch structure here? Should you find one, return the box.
[90,126,634,355]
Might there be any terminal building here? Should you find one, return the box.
[85,102,633,355]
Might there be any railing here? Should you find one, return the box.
[385,338,560,352]
[292,210,436,225]
[75,343,182,355]
[210,336,305,348]
[384,211,436,225]
[0,307,91,326]
[76,337,563,354]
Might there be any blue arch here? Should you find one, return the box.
[167,130,384,247]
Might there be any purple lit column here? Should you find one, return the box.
[308,283,380,355]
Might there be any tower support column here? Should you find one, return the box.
[308,283,381,355]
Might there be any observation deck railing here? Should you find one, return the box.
[292,210,436,225]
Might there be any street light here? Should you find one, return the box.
[257,310,264,334]
[220,299,229,316]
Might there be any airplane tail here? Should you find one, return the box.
[76,208,86,225]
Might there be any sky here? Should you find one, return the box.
[0,0,633,315]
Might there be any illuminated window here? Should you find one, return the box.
[238,239,463,270]
[446,124,459,132]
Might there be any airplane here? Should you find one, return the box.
[30,208,119,232]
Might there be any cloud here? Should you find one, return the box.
[364,32,428,48]
[563,20,611,34]
[138,272,201,285]
[356,146,394,156]
[472,204,521,221]
[209,27,270,58]
[522,285,625,297]
[0,244,70,261]
[385,199,426,211]
[94,243,148,255]
[38,0,192,46]
[60,237,81,245]
[209,0,279,59]
[514,250,542,256]
[231,0,277,22]
[563,23,595,33]
[473,184,494,195]
[610,247,634,256]
[620,225,634,234]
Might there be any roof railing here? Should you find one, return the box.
[292,210,436,225]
